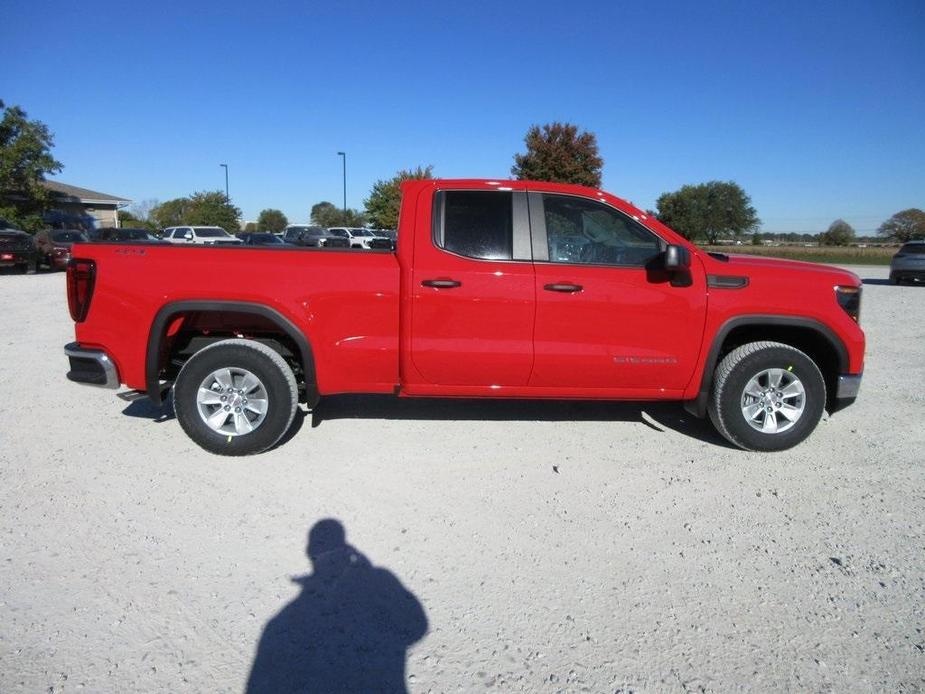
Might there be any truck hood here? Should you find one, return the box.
[703,252,861,286]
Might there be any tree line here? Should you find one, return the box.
[3,101,923,243]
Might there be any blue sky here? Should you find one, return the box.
[3,0,922,233]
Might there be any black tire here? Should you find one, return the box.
[173,339,299,456]
[26,258,37,274]
[708,341,826,452]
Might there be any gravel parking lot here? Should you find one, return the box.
[1,265,922,692]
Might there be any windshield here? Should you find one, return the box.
[327,229,348,237]
[0,218,22,230]
[52,230,87,243]
[354,229,374,237]
[900,244,925,255]
[195,228,230,238]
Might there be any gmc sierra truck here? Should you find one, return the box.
[63,179,864,455]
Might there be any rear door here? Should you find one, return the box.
[529,191,707,392]
[409,187,536,386]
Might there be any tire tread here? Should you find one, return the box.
[173,338,299,455]
[708,340,825,452]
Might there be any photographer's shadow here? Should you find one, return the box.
[246,519,428,694]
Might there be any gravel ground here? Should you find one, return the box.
[1,265,922,693]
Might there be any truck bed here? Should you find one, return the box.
[72,243,401,395]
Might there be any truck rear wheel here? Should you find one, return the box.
[708,341,826,452]
[173,339,298,456]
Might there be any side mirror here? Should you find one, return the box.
[664,244,690,271]
[184,231,194,241]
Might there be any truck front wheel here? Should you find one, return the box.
[708,341,826,452]
[173,339,299,456]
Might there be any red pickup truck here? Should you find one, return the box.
[63,179,864,455]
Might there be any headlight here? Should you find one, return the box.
[835,285,861,323]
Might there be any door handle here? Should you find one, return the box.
[422,279,462,288]
[544,283,583,293]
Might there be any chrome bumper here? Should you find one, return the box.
[836,373,862,400]
[64,342,120,389]
[830,373,862,413]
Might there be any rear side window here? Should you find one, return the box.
[900,243,925,255]
[435,191,512,261]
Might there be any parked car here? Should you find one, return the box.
[239,232,295,247]
[0,220,40,274]
[889,241,925,284]
[63,178,865,456]
[34,229,88,270]
[326,226,392,249]
[162,226,243,245]
[87,227,165,243]
[282,225,349,248]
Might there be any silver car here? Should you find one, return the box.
[890,241,925,284]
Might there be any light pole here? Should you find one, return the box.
[337,151,346,221]
[220,163,229,200]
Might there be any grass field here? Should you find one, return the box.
[702,244,896,265]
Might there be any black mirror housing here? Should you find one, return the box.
[664,244,690,271]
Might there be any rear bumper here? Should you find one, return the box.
[830,372,862,413]
[890,268,925,282]
[64,342,120,389]
[0,251,34,265]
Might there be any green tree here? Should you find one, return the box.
[257,208,288,232]
[0,100,63,231]
[751,232,763,246]
[243,222,258,232]
[310,200,365,227]
[118,209,156,230]
[511,122,603,187]
[184,191,242,232]
[818,219,855,246]
[150,198,190,229]
[656,181,760,244]
[878,208,925,242]
[364,165,433,229]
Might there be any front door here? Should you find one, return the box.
[529,192,707,392]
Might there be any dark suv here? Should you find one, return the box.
[0,219,39,274]
[890,241,925,284]
[282,225,349,248]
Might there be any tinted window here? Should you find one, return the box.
[900,243,925,255]
[542,194,661,266]
[195,228,229,238]
[250,233,282,244]
[328,229,349,237]
[438,191,512,260]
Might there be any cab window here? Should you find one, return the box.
[542,194,662,267]
[434,190,513,261]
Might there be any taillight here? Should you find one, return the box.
[67,259,96,322]
[835,285,861,323]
